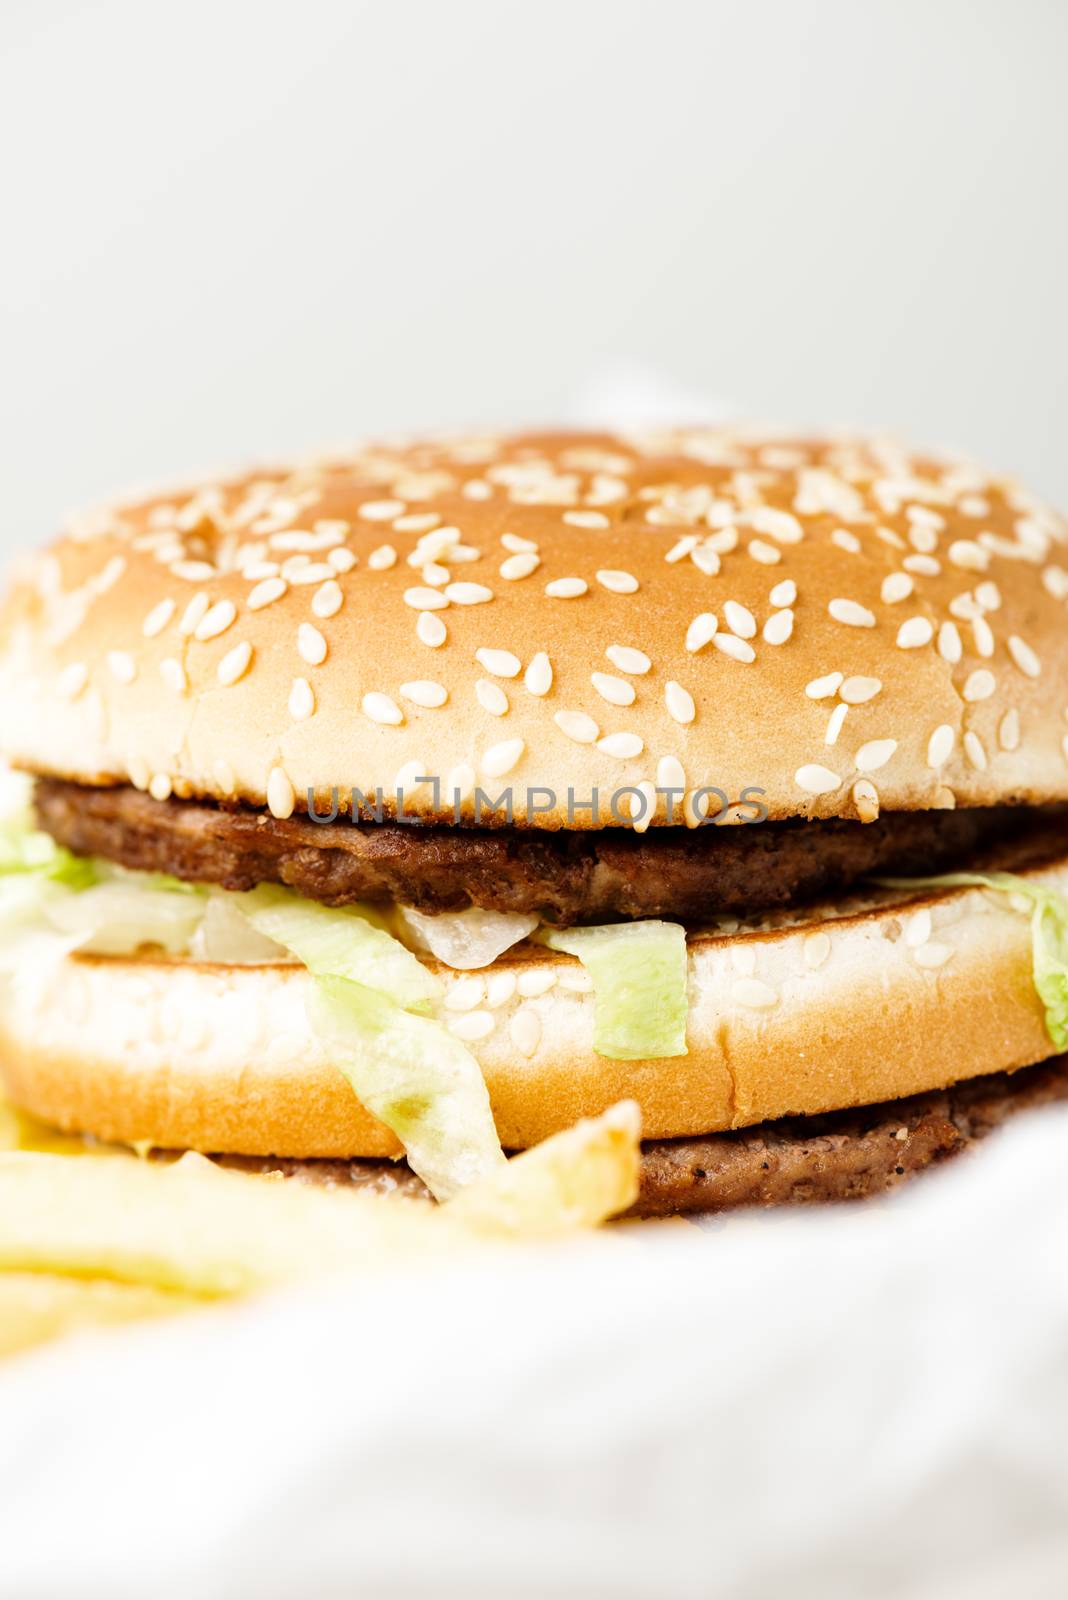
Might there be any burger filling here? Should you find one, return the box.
[3,774,1068,1204]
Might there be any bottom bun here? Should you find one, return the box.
[0,859,1063,1157]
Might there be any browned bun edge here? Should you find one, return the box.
[0,862,1063,1156]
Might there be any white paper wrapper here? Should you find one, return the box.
[2,1107,1068,1598]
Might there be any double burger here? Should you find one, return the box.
[0,426,1066,1216]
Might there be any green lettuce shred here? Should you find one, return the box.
[538,920,688,1060]
[878,871,1068,1050]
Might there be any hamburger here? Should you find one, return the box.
[0,426,1066,1217]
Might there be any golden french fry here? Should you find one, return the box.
[0,1273,200,1359]
[447,1100,641,1234]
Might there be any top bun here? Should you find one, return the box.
[1,428,1066,829]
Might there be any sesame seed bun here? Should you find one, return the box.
[0,863,1061,1156]
[1,429,1066,827]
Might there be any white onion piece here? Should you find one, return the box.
[191,894,291,964]
[394,905,539,970]
[44,882,205,955]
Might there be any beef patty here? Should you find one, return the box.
[34,779,1037,924]
[213,1053,1068,1217]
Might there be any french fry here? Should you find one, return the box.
[0,1274,199,1359]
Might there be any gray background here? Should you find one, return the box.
[2,0,1065,551]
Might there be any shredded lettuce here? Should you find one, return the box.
[538,920,688,1060]
[878,870,1068,1050]
[308,977,506,1199]
[0,821,97,889]
[231,885,441,1011]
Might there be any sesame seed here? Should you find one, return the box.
[665,681,696,725]
[596,569,639,594]
[628,780,657,833]
[179,593,210,635]
[127,755,150,791]
[393,761,429,797]
[732,977,778,1009]
[896,616,934,649]
[998,709,1020,752]
[404,587,449,611]
[855,739,897,773]
[159,657,187,694]
[829,598,876,628]
[949,593,982,621]
[213,760,235,795]
[217,640,252,686]
[481,738,525,778]
[242,562,280,581]
[416,612,447,648]
[607,645,652,675]
[247,577,287,610]
[545,578,588,599]
[948,540,990,572]
[852,778,880,823]
[525,653,553,696]
[657,755,686,791]
[554,710,600,744]
[328,548,357,574]
[359,499,405,521]
[750,506,803,544]
[362,691,404,726]
[795,764,840,795]
[685,613,719,653]
[288,677,315,721]
[914,943,954,970]
[937,621,963,664]
[462,481,492,502]
[142,598,175,638]
[501,532,538,553]
[839,676,882,705]
[803,931,831,968]
[770,579,797,608]
[107,650,136,684]
[724,600,757,639]
[1008,635,1041,678]
[831,528,862,554]
[445,976,485,1012]
[713,634,756,664]
[401,680,449,709]
[564,510,610,529]
[975,580,1001,612]
[170,560,216,582]
[368,545,397,571]
[806,672,843,699]
[445,582,494,605]
[297,623,327,666]
[963,668,996,702]
[665,535,700,563]
[518,969,556,998]
[449,1010,495,1043]
[419,563,450,588]
[964,730,988,770]
[905,908,932,948]
[485,970,517,1008]
[267,768,296,820]
[592,672,636,707]
[927,724,954,768]
[473,648,520,680]
[148,774,172,802]
[748,539,782,565]
[500,552,540,581]
[56,662,88,700]
[825,703,848,745]
[288,562,336,586]
[972,617,995,658]
[194,600,237,642]
[476,679,509,716]
[763,608,794,645]
[683,790,709,828]
[691,547,722,576]
[598,732,644,759]
[903,554,940,577]
[509,1008,542,1058]
[881,573,914,604]
[1042,565,1068,601]
[312,580,343,619]
[445,764,476,803]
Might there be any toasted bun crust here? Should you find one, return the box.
[1,862,1062,1155]
[1,430,1066,828]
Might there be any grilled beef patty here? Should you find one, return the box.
[35,779,1032,924]
[213,1053,1068,1216]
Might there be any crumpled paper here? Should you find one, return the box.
[1,1106,1068,1599]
